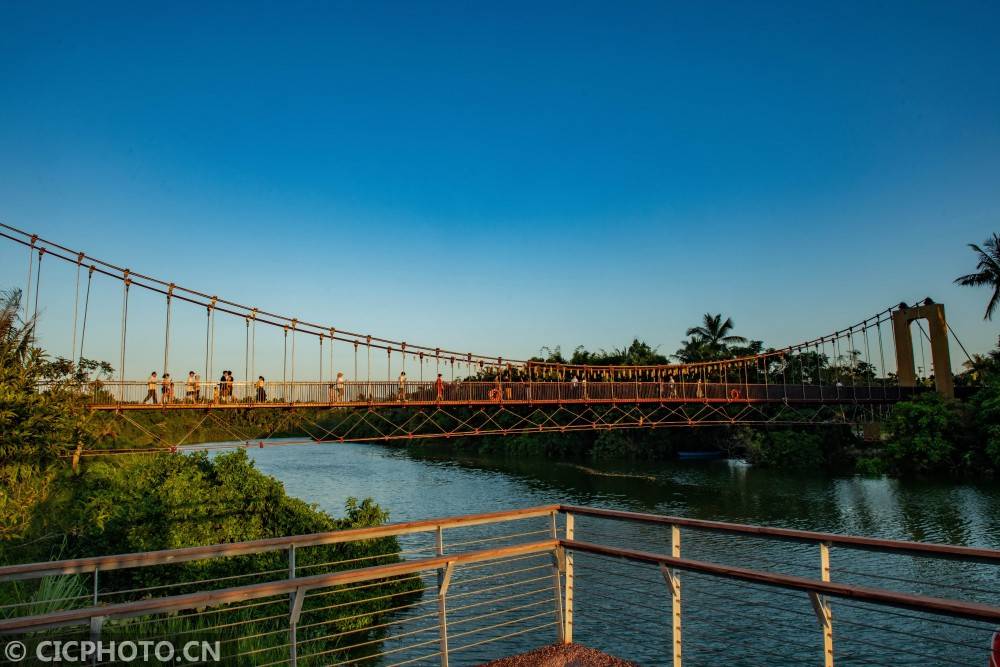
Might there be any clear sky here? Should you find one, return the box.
[1,1,998,381]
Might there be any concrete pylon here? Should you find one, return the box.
[891,300,953,398]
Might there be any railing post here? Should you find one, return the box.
[288,544,297,667]
[549,512,565,643]
[438,563,454,667]
[672,524,682,667]
[437,527,449,667]
[659,524,682,667]
[810,541,835,667]
[89,615,105,666]
[563,512,574,644]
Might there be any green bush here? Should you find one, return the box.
[4,451,420,665]
[855,456,887,476]
[745,430,824,469]
[883,393,962,474]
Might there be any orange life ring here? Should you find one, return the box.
[730,389,741,400]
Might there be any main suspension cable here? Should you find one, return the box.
[0,223,902,378]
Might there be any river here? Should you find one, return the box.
[240,441,1000,666]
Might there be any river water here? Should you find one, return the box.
[241,441,1000,666]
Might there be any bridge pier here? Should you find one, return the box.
[891,300,953,398]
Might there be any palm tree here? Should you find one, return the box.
[686,313,747,348]
[959,353,994,383]
[0,289,34,369]
[675,314,747,362]
[955,233,1000,320]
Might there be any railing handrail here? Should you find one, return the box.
[5,534,999,636]
[5,503,998,583]
[0,505,560,582]
[560,505,1000,564]
[562,538,1000,623]
[0,540,559,634]
[48,379,896,386]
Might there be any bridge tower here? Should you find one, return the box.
[891,300,953,398]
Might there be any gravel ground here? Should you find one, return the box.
[478,643,639,667]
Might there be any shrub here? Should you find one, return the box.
[883,393,962,474]
[745,430,824,469]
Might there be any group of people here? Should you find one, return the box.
[142,371,170,404]
[139,371,698,406]
[562,373,691,399]
[393,372,447,402]
[141,370,240,404]
[216,370,236,402]
[138,371,714,406]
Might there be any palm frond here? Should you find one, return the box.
[956,235,1000,320]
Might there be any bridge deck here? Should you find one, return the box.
[78,380,921,410]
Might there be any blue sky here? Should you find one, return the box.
[1,1,998,380]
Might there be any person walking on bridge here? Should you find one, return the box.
[185,371,197,403]
[161,373,173,404]
[336,371,345,401]
[398,371,407,401]
[435,373,444,401]
[256,376,267,402]
[143,372,158,404]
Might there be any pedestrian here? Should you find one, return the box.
[194,372,201,401]
[256,376,267,402]
[571,374,579,396]
[435,373,444,401]
[668,375,677,398]
[161,373,173,404]
[227,371,235,402]
[398,371,407,401]
[581,376,588,399]
[143,372,158,404]
[696,377,704,399]
[185,371,197,403]
[336,371,345,401]
[218,371,228,403]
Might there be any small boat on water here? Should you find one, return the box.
[677,450,724,461]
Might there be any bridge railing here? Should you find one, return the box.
[0,507,566,665]
[64,380,920,408]
[2,505,998,665]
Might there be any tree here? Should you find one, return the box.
[0,289,33,368]
[955,233,1000,320]
[0,289,96,542]
[955,353,998,386]
[883,394,962,474]
[676,313,747,361]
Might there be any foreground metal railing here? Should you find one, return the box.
[2,505,998,665]
[63,380,923,410]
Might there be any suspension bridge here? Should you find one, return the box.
[2,223,966,447]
